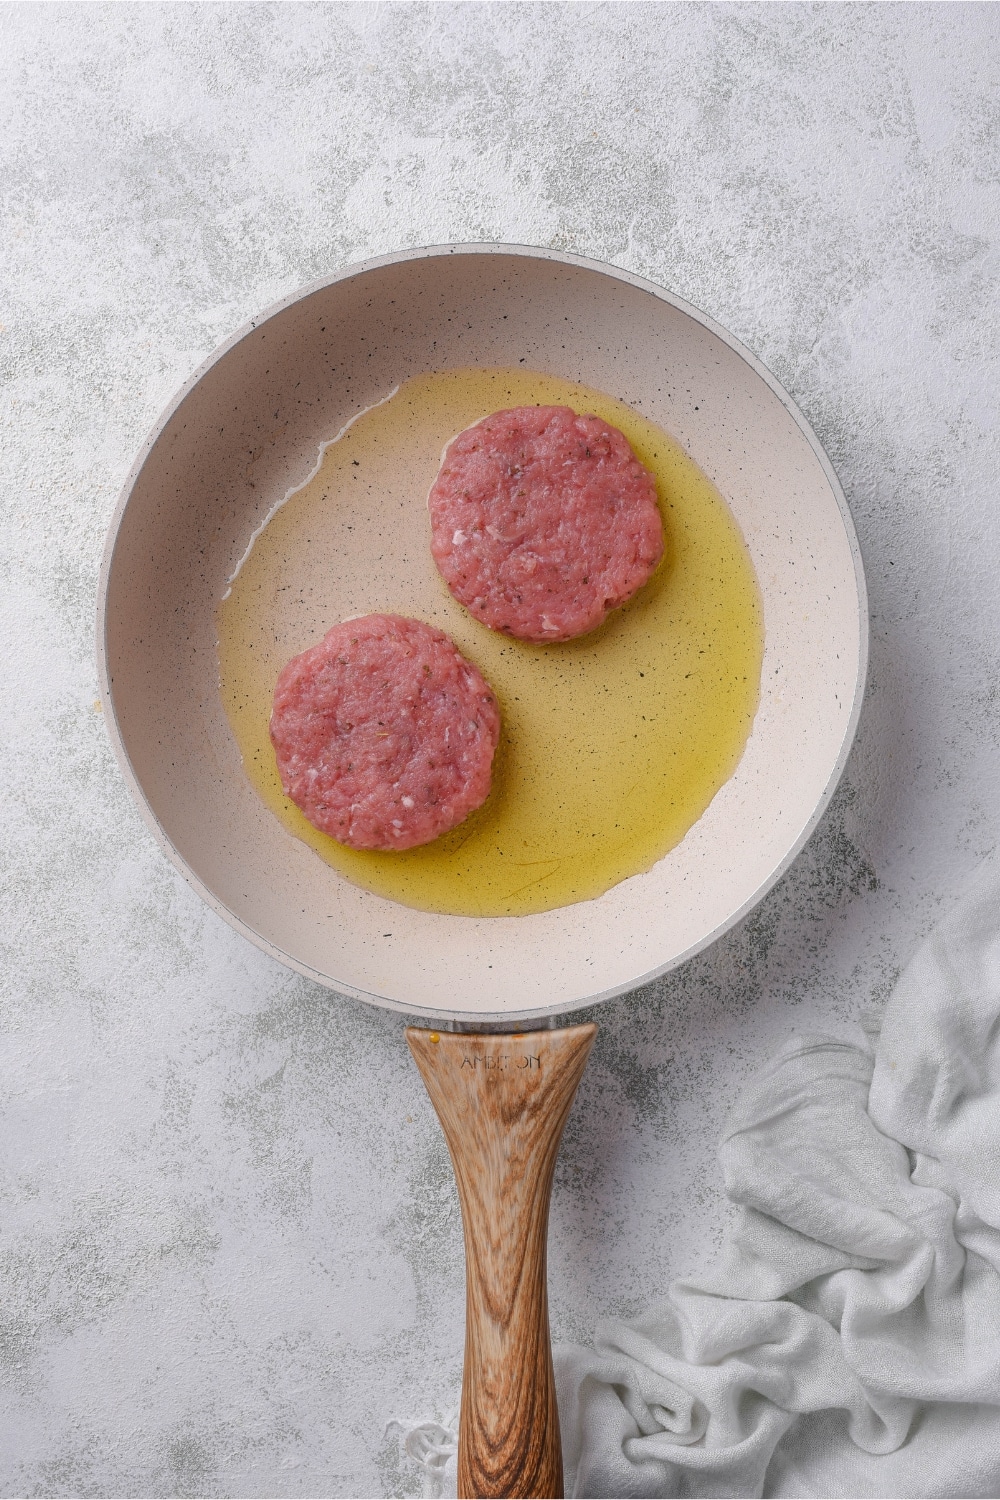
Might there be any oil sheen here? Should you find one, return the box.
[217,368,764,917]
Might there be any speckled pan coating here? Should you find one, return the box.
[428,405,664,642]
[97,245,868,1024]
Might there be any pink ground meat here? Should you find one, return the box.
[270,614,500,851]
[428,405,664,642]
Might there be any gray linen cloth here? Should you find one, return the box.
[401,860,1000,1497]
[557,860,1000,1497]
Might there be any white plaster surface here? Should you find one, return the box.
[1,4,999,1495]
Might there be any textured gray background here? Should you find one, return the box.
[2,3,999,1495]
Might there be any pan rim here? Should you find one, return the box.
[96,242,869,1025]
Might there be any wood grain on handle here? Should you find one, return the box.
[406,1023,596,1500]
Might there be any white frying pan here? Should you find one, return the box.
[97,246,867,1498]
[98,245,867,1026]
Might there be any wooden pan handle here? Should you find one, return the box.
[407,1023,596,1500]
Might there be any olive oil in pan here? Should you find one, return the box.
[217,368,764,917]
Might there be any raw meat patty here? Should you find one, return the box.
[270,614,500,851]
[428,405,664,642]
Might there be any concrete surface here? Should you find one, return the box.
[1,3,999,1495]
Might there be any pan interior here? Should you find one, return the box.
[217,366,764,918]
[100,250,865,1022]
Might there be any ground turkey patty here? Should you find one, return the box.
[270,614,500,851]
[428,405,664,642]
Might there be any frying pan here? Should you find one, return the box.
[97,245,867,1497]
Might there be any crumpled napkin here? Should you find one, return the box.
[557,859,1000,1497]
[399,861,1000,1499]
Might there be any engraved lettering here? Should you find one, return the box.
[461,1052,539,1071]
